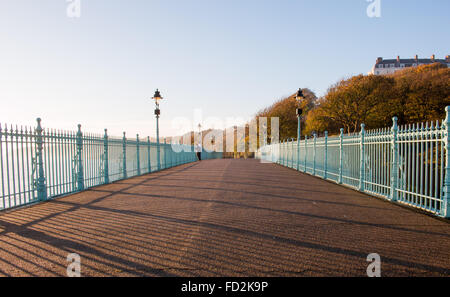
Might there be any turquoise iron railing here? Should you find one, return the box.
[0,118,198,210]
[257,107,450,218]
[201,151,223,160]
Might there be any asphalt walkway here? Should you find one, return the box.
[0,159,449,276]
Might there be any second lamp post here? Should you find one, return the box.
[153,89,163,170]
[296,88,304,170]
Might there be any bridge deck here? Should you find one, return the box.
[0,159,449,276]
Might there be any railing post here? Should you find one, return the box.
[273,140,277,163]
[174,141,178,166]
[280,139,284,165]
[173,142,176,165]
[35,118,47,201]
[359,124,365,192]
[103,129,109,184]
[284,140,288,167]
[297,116,301,171]
[286,139,289,167]
[291,138,294,168]
[147,136,151,173]
[390,117,399,201]
[339,128,344,184]
[297,136,300,171]
[441,107,450,218]
[164,138,167,169]
[136,134,141,176]
[168,138,173,167]
[156,121,161,171]
[285,139,288,166]
[313,133,317,175]
[76,124,84,191]
[289,139,292,167]
[304,135,308,173]
[179,143,182,165]
[272,142,275,163]
[324,131,328,180]
[278,139,281,164]
[179,144,181,165]
[122,132,127,179]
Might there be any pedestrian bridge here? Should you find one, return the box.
[0,159,449,276]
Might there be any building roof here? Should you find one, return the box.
[377,58,446,65]
[371,56,449,74]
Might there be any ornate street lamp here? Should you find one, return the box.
[295,88,304,170]
[197,123,202,160]
[152,89,163,170]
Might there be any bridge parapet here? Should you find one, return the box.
[257,106,450,219]
[0,120,198,211]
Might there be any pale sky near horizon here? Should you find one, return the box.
[0,0,449,138]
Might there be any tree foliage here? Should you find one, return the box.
[256,88,317,140]
[307,63,450,135]
[255,63,449,140]
[305,74,396,134]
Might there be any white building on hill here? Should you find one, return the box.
[370,55,450,75]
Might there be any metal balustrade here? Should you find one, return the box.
[0,118,198,210]
[257,107,450,218]
[201,151,224,160]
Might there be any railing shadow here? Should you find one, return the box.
[0,159,449,276]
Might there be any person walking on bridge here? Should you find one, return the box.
[195,143,202,161]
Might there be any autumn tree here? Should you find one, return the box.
[391,63,450,124]
[305,75,396,134]
[306,63,450,134]
[256,88,317,140]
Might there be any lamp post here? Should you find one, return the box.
[152,89,163,171]
[262,122,267,146]
[198,123,202,149]
[197,123,202,160]
[295,88,304,171]
[262,122,267,162]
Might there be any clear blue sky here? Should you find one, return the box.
[0,0,449,137]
